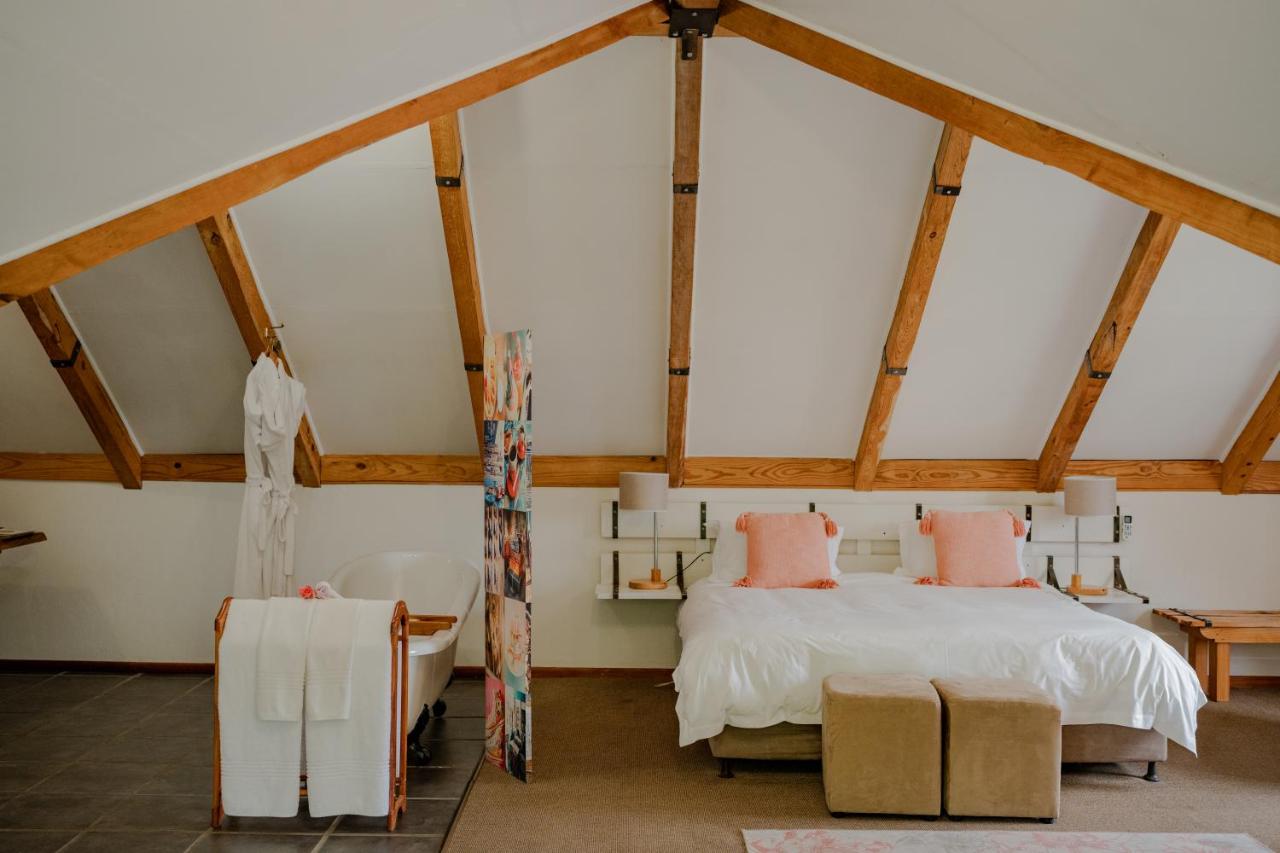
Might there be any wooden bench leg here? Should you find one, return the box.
[1209,641,1231,702]
[1187,631,1210,694]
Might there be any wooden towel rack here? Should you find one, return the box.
[210,597,417,831]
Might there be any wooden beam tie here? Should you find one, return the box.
[1221,370,1280,494]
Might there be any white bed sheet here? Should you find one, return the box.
[674,573,1205,751]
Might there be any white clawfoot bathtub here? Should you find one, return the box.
[329,551,481,725]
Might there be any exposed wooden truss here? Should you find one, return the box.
[0,1,668,302]
[665,31,706,488]
[1221,370,1280,494]
[428,113,488,452]
[16,293,142,488]
[717,1,1280,266]
[1035,211,1180,492]
[852,125,972,490]
[3,453,1278,493]
[196,212,322,487]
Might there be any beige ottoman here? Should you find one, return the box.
[933,678,1061,822]
[822,674,941,817]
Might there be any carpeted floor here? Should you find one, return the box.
[445,679,1280,853]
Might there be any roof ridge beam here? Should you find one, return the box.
[196,211,322,487]
[1035,211,1179,492]
[852,124,972,490]
[428,113,488,453]
[17,291,142,488]
[718,0,1280,266]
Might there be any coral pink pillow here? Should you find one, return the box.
[733,512,838,589]
[920,510,1026,587]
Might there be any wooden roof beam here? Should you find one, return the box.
[196,212,322,487]
[0,2,668,302]
[1221,370,1280,494]
[1036,211,1179,492]
[665,25,707,487]
[428,113,487,452]
[852,125,972,490]
[718,1,1280,266]
[16,291,142,488]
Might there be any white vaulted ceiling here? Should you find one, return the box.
[1,4,1278,470]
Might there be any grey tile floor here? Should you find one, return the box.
[0,671,484,852]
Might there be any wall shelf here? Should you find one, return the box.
[0,531,46,553]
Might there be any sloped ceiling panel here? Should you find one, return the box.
[465,39,670,455]
[54,227,246,453]
[233,127,475,455]
[0,306,100,452]
[687,39,940,458]
[758,0,1280,216]
[881,139,1147,459]
[1076,227,1280,460]
[0,0,638,262]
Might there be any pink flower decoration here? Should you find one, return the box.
[298,585,316,600]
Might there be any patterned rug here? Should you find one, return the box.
[742,829,1271,852]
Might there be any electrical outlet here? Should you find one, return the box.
[1122,514,1133,540]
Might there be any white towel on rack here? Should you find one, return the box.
[306,599,397,817]
[306,599,360,721]
[219,599,303,817]
[256,597,313,721]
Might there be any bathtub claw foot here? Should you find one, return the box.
[431,699,448,719]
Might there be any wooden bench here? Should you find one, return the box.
[1155,609,1280,702]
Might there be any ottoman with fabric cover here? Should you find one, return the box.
[932,677,1061,822]
[821,674,941,817]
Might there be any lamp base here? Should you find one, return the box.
[1068,573,1109,597]
[629,568,668,591]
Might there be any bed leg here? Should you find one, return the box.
[1143,761,1160,782]
[718,758,735,779]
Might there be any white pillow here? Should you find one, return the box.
[894,518,1028,578]
[708,519,843,583]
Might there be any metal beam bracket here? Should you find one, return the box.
[435,175,462,188]
[669,367,690,376]
[463,363,483,372]
[931,166,961,196]
[50,339,82,369]
[1085,349,1111,380]
[669,4,718,60]
[673,183,698,195]
[882,346,908,377]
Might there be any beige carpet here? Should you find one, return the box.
[445,679,1280,853]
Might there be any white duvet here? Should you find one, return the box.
[674,573,1205,751]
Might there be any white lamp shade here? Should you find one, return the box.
[1063,476,1116,517]
[619,472,668,512]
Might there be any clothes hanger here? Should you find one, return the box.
[263,324,284,365]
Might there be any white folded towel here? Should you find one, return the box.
[306,599,360,721]
[219,599,303,817]
[256,597,313,721]
[306,599,397,817]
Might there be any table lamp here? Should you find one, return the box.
[1063,475,1116,596]
[620,472,668,590]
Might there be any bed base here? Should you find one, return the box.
[708,722,1167,782]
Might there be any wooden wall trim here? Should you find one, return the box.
[1220,370,1280,494]
[665,37,705,488]
[718,1,1280,266]
[0,659,214,675]
[1035,212,1180,492]
[0,2,667,301]
[196,212,322,487]
[16,293,142,489]
[428,113,488,452]
[852,125,972,491]
[2,453,1279,492]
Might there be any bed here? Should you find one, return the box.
[674,572,1205,775]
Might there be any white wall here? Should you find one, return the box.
[1,481,1278,675]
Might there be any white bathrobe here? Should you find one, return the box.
[233,354,307,599]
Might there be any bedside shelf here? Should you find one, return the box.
[1059,587,1148,606]
[595,583,685,601]
[0,532,46,553]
